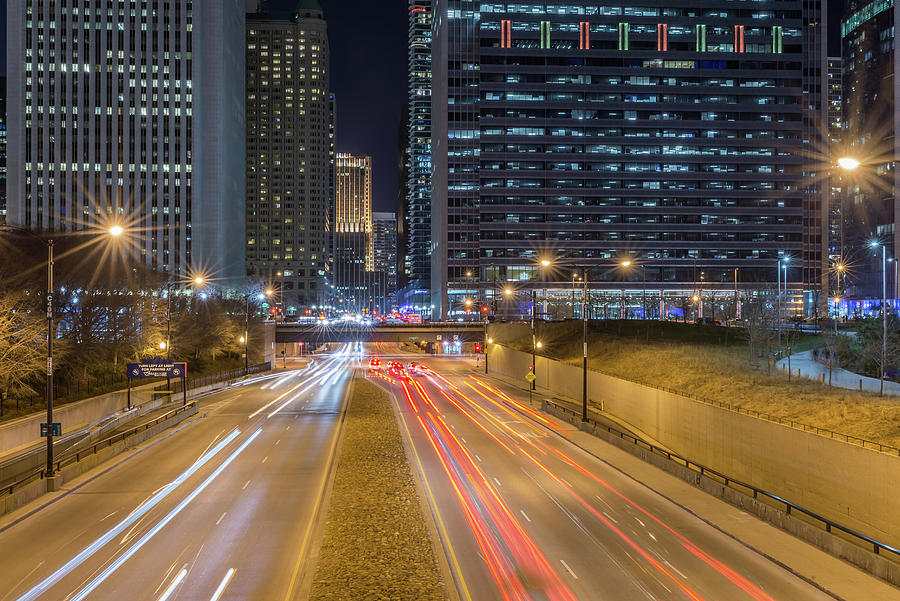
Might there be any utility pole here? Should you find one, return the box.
[531,289,537,391]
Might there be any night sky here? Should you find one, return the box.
[1,0,845,212]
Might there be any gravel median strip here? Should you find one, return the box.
[309,377,449,601]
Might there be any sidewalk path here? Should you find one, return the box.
[776,350,900,396]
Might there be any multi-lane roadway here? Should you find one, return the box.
[368,349,863,601]
[1,344,895,601]
[0,347,357,601]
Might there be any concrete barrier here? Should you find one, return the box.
[0,385,160,455]
[0,404,199,518]
[486,342,900,550]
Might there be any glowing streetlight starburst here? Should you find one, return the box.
[838,157,860,171]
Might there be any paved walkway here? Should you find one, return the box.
[776,350,900,396]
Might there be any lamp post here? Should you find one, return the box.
[531,289,537,391]
[0,224,123,479]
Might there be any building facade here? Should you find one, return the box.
[246,1,331,311]
[333,154,373,312]
[373,211,399,310]
[1,77,6,225]
[405,1,434,298]
[827,56,843,281]
[432,0,826,319]
[6,1,246,282]
[841,0,899,299]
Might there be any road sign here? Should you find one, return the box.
[127,358,187,379]
[525,371,536,383]
[409,337,419,341]
[41,422,62,437]
[436,335,442,341]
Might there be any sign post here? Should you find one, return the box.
[126,358,188,406]
[526,368,536,404]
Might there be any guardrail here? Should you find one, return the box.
[1,402,197,498]
[545,398,900,562]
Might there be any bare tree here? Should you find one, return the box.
[741,291,779,372]
[0,292,46,412]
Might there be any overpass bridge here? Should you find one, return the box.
[275,322,486,344]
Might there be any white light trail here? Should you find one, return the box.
[14,429,242,601]
[156,568,187,601]
[68,429,263,601]
[208,568,235,601]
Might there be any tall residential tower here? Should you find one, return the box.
[6,1,246,281]
[246,1,331,310]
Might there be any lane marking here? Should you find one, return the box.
[275,439,281,446]
[12,429,241,601]
[262,456,268,464]
[493,477,502,487]
[649,532,657,542]
[663,559,688,580]
[520,510,531,522]
[636,517,646,527]
[208,568,236,601]
[394,398,473,601]
[242,480,251,490]
[559,559,578,580]
[474,454,482,462]
[156,568,187,601]
[68,429,262,601]
[602,511,618,524]
[460,437,466,444]
[215,512,227,526]
[561,477,572,487]
[286,426,291,431]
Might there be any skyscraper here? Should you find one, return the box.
[6,1,246,281]
[432,0,826,319]
[246,1,331,311]
[827,57,844,273]
[333,154,373,312]
[404,1,434,306]
[373,211,399,311]
[842,1,898,297]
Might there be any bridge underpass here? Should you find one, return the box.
[275,323,486,344]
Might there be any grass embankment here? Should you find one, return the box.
[309,378,448,601]
[491,321,900,448]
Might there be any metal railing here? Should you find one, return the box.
[153,362,271,395]
[545,398,900,562]
[2,402,197,498]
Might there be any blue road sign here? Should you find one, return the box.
[127,358,187,379]
[41,423,62,437]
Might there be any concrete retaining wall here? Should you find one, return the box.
[542,401,900,587]
[486,342,900,549]
[0,404,198,518]
[0,385,160,455]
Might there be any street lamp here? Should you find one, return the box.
[838,156,860,171]
[871,240,888,395]
[0,224,124,480]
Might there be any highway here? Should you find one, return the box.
[369,348,841,601]
[0,346,357,601]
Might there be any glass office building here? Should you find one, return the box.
[841,0,898,299]
[406,1,435,295]
[432,0,826,319]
